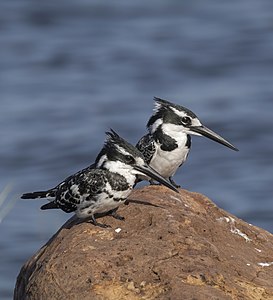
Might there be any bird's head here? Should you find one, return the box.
[95,129,178,192]
[148,97,238,151]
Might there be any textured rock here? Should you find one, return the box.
[14,186,273,300]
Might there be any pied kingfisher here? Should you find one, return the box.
[21,129,177,227]
[136,97,238,188]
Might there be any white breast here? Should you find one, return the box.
[150,144,189,178]
[150,123,190,178]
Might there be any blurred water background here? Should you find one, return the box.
[1,0,273,298]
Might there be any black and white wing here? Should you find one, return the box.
[136,134,156,164]
[48,169,108,213]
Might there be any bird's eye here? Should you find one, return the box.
[125,155,135,164]
[181,116,191,125]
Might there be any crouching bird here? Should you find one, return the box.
[136,97,238,188]
[21,129,178,227]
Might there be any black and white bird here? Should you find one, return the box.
[21,130,178,227]
[136,97,238,187]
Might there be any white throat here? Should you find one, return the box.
[149,123,190,178]
[161,123,188,142]
[103,160,136,186]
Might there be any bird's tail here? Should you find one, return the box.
[40,201,58,210]
[21,189,56,200]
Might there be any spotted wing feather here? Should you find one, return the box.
[53,169,108,213]
[136,134,156,164]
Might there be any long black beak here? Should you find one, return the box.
[190,125,239,151]
[134,165,179,193]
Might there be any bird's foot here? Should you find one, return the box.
[90,215,111,228]
[111,213,125,221]
[108,208,125,221]
[169,177,181,189]
[96,222,111,228]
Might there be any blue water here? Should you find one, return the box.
[1,0,273,298]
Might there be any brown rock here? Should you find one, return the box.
[14,186,273,300]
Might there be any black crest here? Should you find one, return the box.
[95,129,143,164]
[147,97,197,128]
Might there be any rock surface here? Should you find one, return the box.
[14,186,273,300]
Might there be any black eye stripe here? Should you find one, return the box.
[181,116,191,125]
[125,155,135,164]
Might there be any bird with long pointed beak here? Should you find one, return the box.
[21,130,178,227]
[136,97,238,187]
